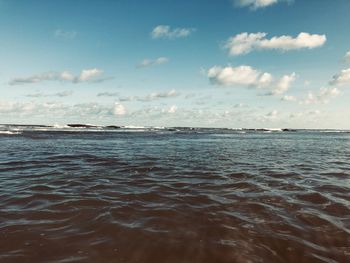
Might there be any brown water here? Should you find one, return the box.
[0,127,349,262]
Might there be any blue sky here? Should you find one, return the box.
[0,0,350,128]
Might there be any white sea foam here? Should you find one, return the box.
[123,125,147,129]
[53,124,70,129]
[0,131,21,135]
[263,128,283,132]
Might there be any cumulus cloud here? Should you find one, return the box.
[78,69,101,82]
[234,0,289,9]
[207,65,295,95]
[151,25,195,39]
[54,29,77,39]
[113,103,126,116]
[208,65,270,87]
[268,73,296,95]
[330,68,350,86]
[137,57,169,68]
[119,89,179,102]
[9,68,109,85]
[224,32,326,56]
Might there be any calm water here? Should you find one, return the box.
[0,126,350,263]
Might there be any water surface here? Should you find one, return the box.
[0,126,349,262]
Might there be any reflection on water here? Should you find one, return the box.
[0,128,349,262]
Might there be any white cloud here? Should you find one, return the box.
[151,25,195,39]
[234,0,291,9]
[281,86,340,105]
[113,103,126,116]
[270,73,296,95]
[208,65,269,86]
[54,29,77,39]
[302,87,340,104]
[330,68,350,86]
[9,68,107,85]
[224,32,326,56]
[137,57,169,68]
[345,51,350,62]
[79,69,102,82]
[167,105,178,114]
[207,65,295,95]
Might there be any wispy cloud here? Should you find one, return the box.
[281,95,297,102]
[137,57,169,68]
[97,92,119,97]
[119,89,179,102]
[54,29,77,40]
[234,0,291,10]
[224,32,326,56]
[9,68,110,85]
[151,25,195,39]
[207,65,296,95]
[26,90,73,98]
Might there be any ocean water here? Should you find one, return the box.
[0,125,349,263]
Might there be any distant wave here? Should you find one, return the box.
[0,130,21,135]
[0,124,349,134]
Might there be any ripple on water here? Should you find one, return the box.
[0,130,349,262]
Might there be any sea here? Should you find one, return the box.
[0,124,349,263]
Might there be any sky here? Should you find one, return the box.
[0,0,350,128]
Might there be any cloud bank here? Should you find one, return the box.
[10,68,107,85]
[224,32,326,56]
[282,87,341,105]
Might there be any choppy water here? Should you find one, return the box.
[0,125,350,263]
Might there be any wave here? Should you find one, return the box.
[1,124,350,134]
[0,130,21,135]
